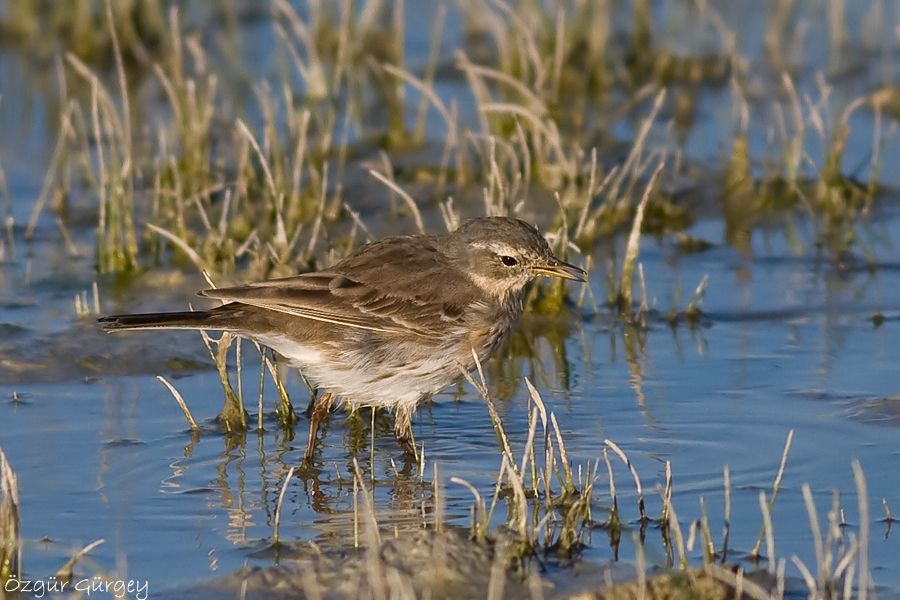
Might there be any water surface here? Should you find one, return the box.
[1,1,900,597]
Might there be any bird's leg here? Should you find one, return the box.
[304,392,333,463]
[393,406,417,457]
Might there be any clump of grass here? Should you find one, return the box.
[66,360,878,599]
[73,281,102,318]
[724,72,886,263]
[150,330,308,436]
[51,2,139,274]
[199,330,247,432]
[682,274,709,327]
[624,0,733,89]
[594,567,764,600]
[24,0,425,282]
[198,335,295,433]
[441,379,878,597]
[0,448,20,584]
[0,0,168,64]
[21,0,893,302]
[456,374,602,560]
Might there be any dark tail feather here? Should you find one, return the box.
[98,310,221,332]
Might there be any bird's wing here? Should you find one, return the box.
[199,236,482,337]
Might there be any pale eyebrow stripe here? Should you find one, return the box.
[469,241,516,254]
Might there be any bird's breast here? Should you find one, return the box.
[465,294,522,362]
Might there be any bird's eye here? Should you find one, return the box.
[500,255,518,267]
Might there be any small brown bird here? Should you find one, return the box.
[100,217,585,460]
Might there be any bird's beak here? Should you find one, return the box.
[532,257,587,282]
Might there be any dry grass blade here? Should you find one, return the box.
[524,377,550,496]
[602,448,618,523]
[574,160,617,240]
[751,429,794,558]
[698,497,715,563]
[635,527,647,600]
[550,413,575,495]
[685,274,709,322]
[834,533,859,588]
[720,465,731,563]
[145,222,209,274]
[0,448,20,583]
[487,537,508,600]
[353,474,360,549]
[480,102,550,136]
[703,564,771,600]
[382,63,454,138]
[367,169,426,234]
[503,454,529,540]
[519,398,539,495]
[273,466,296,545]
[105,0,131,167]
[661,460,672,524]
[524,377,548,429]
[606,88,666,205]
[791,555,818,596]
[667,496,688,569]
[414,4,447,140]
[618,162,664,315]
[603,439,647,521]
[758,491,776,573]
[56,538,105,582]
[25,103,75,240]
[451,476,487,540]
[882,498,895,523]
[461,349,517,476]
[455,52,547,115]
[236,118,278,201]
[156,375,200,431]
[351,458,382,546]
[800,483,826,590]
[263,353,297,425]
[852,460,870,600]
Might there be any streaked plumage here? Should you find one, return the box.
[99,216,585,459]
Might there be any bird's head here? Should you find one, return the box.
[448,217,586,298]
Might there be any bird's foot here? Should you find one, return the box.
[304,392,333,464]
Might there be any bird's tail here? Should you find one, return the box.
[98,310,225,332]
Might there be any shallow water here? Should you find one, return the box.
[5,217,900,596]
[2,1,900,598]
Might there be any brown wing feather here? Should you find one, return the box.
[199,235,483,337]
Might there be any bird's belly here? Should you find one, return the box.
[260,334,463,413]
